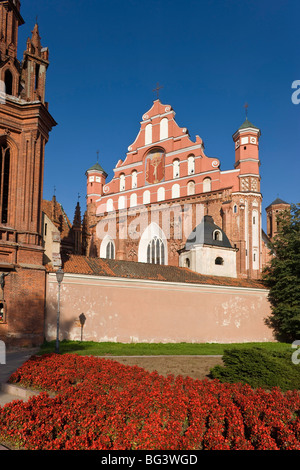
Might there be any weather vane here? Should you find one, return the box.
[96,150,99,163]
[244,102,249,119]
[153,82,163,100]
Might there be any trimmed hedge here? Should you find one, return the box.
[209,347,300,391]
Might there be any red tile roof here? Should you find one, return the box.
[46,254,266,289]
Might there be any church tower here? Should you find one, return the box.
[231,117,262,278]
[0,1,56,346]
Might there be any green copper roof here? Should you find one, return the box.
[238,118,260,130]
[86,162,107,175]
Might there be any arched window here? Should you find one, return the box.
[143,190,150,205]
[100,235,115,260]
[0,143,10,224]
[147,236,165,265]
[120,173,125,192]
[106,241,115,260]
[106,199,114,212]
[131,170,137,189]
[138,222,168,265]
[203,177,211,193]
[187,180,195,196]
[4,70,13,96]
[157,187,165,202]
[213,230,222,241]
[145,123,152,145]
[130,193,137,207]
[188,155,195,175]
[233,204,238,213]
[160,118,168,140]
[215,257,224,265]
[173,159,180,179]
[118,195,126,210]
[172,183,180,199]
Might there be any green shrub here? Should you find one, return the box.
[209,347,300,391]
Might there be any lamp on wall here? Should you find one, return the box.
[55,268,64,354]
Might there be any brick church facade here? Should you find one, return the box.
[84,99,286,280]
[0,1,56,346]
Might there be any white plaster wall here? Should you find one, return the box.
[180,245,237,278]
[45,273,274,344]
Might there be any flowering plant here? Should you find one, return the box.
[0,353,299,450]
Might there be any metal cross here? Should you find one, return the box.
[153,82,163,99]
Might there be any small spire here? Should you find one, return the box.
[31,22,42,54]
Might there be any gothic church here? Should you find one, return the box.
[0,1,290,347]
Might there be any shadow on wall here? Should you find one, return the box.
[47,295,88,343]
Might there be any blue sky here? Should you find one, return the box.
[18,0,300,229]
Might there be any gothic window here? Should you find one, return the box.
[106,241,115,260]
[160,118,168,140]
[4,70,13,96]
[147,236,165,265]
[0,143,10,224]
[215,257,224,265]
[173,159,180,179]
[120,173,125,192]
[188,155,195,175]
[203,177,211,193]
[100,235,115,260]
[131,170,137,189]
[233,204,237,213]
[187,180,195,196]
[157,187,165,202]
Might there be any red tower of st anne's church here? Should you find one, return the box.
[0,1,56,346]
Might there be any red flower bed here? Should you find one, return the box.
[0,353,300,450]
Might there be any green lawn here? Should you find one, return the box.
[38,340,291,356]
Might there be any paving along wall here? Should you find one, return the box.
[45,273,274,344]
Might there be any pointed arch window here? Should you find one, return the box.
[0,143,10,224]
[4,70,13,96]
[100,235,115,260]
[106,241,115,260]
[147,236,165,265]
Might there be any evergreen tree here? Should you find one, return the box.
[263,203,300,342]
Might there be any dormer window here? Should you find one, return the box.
[213,230,222,241]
